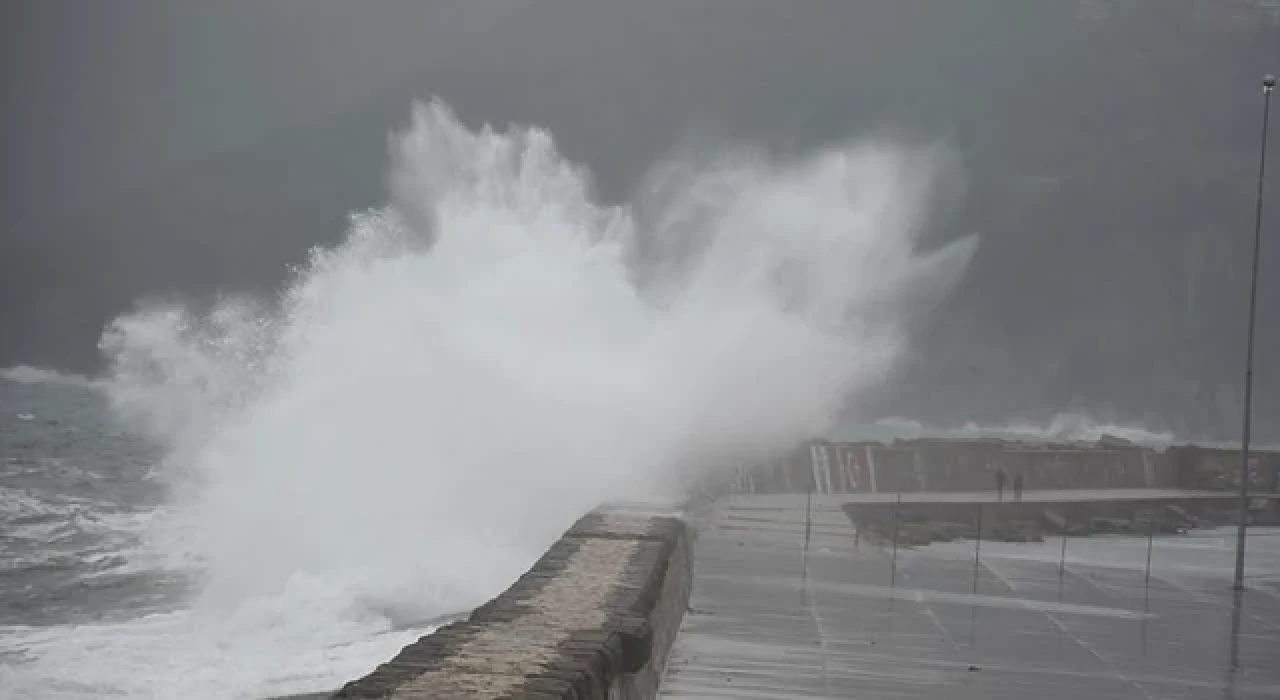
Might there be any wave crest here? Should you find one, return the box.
[97,98,974,646]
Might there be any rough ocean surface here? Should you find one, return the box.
[0,371,436,699]
[0,369,177,629]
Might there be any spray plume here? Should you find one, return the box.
[83,99,973,693]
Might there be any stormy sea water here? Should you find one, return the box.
[2,99,983,698]
[0,368,175,628]
[0,368,440,698]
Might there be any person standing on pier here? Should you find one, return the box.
[1013,471,1025,502]
[995,468,1007,502]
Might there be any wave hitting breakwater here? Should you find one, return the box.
[1,99,974,698]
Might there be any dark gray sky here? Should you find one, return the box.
[3,0,1279,439]
[3,1,513,218]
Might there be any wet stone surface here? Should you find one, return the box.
[659,494,1280,699]
[335,509,688,699]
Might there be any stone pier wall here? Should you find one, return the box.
[335,508,691,699]
[727,438,1280,495]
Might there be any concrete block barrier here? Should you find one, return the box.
[334,508,691,699]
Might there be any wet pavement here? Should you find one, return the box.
[816,488,1265,504]
[659,495,1280,699]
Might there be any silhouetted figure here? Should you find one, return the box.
[995,468,1007,502]
[1013,471,1025,502]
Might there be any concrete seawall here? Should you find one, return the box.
[335,506,691,699]
[729,438,1280,495]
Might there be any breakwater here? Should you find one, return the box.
[332,439,1280,698]
[728,438,1280,495]
[335,506,690,699]
[842,490,1280,546]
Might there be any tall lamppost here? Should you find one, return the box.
[1233,74,1275,592]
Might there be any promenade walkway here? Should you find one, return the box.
[732,488,1269,507]
[658,494,1280,699]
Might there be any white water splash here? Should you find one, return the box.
[2,99,974,698]
[0,366,99,389]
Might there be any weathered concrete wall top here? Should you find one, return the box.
[335,507,691,700]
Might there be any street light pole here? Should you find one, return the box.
[1233,74,1275,592]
